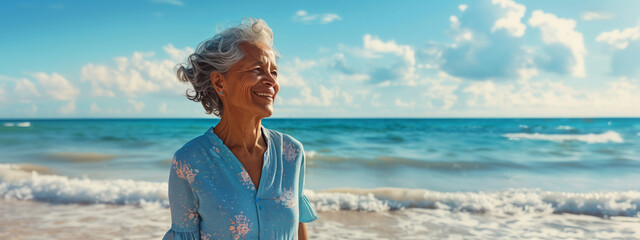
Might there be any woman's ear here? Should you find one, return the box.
[210,71,224,94]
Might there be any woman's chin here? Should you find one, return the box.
[261,109,274,118]
[254,106,274,118]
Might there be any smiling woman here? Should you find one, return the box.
[176,18,280,117]
[163,18,317,240]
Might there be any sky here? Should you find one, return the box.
[1,0,639,118]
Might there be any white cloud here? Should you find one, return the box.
[459,31,474,42]
[14,78,40,102]
[462,77,640,116]
[338,43,382,59]
[581,12,613,21]
[319,86,336,106]
[150,0,183,6]
[331,53,355,75]
[458,4,468,12]
[595,26,640,49]
[327,53,371,84]
[342,92,354,105]
[464,79,577,108]
[58,101,75,114]
[128,99,146,112]
[517,68,539,81]
[31,72,80,101]
[595,78,640,111]
[82,61,159,97]
[163,43,194,62]
[82,44,191,97]
[293,10,341,24]
[395,98,415,108]
[440,3,526,80]
[529,10,587,78]
[420,73,460,110]
[278,58,317,87]
[491,0,527,37]
[450,15,460,28]
[333,72,371,84]
[362,34,416,84]
[320,14,341,24]
[449,18,474,43]
[363,34,415,66]
[287,85,339,107]
[287,88,315,106]
[417,45,443,70]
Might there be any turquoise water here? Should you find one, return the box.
[1,118,639,192]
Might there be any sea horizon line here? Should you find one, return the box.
[1,117,639,121]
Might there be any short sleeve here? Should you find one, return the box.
[298,146,318,223]
[163,150,201,240]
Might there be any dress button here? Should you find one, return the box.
[258,205,264,210]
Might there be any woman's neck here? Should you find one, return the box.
[214,111,264,155]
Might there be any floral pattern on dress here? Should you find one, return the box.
[200,231,211,240]
[183,207,199,224]
[274,187,296,208]
[229,212,252,240]
[238,169,256,190]
[282,141,299,162]
[173,157,199,183]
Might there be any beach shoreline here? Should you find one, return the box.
[2,199,638,240]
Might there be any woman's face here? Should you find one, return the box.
[218,41,279,119]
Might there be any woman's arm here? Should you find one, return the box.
[162,152,201,239]
[298,222,308,240]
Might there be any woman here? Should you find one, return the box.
[162,18,317,240]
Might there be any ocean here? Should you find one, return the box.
[1,118,639,239]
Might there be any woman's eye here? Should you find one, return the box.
[271,71,278,77]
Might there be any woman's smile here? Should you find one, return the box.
[218,41,279,117]
[253,89,275,100]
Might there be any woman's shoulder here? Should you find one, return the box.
[173,134,211,161]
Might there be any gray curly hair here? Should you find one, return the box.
[177,18,278,116]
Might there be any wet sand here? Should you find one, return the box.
[1,199,638,240]
[0,200,410,240]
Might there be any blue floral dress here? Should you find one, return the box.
[162,126,317,240]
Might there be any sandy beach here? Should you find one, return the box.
[2,199,638,240]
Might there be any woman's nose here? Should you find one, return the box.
[262,73,277,86]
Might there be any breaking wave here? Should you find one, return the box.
[1,164,638,218]
[503,131,623,144]
[3,122,31,127]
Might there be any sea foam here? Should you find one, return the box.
[3,122,30,127]
[1,164,638,218]
[309,188,640,217]
[503,131,624,144]
[0,164,169,206]
[554,125,575,130]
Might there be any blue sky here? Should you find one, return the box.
[1,0,639,118]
